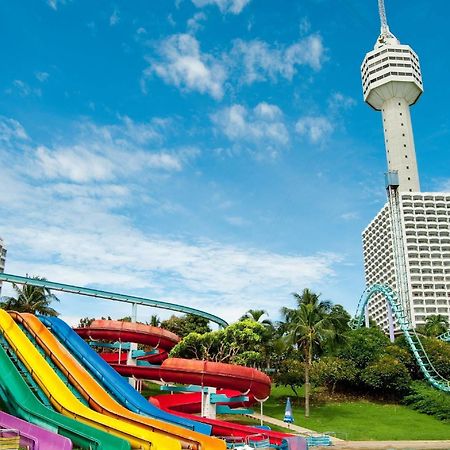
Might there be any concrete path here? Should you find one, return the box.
[318,441,450,449]
[246,413,344,443]
[248,413,450,449]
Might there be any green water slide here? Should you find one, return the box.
[354,284,450,393]
[0,335,130,450]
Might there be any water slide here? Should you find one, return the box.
[0,411,72,450]
[77,320,272,399]
[73,320,303,449]
[0,326,129,449]
[0,310,179,450]
[14,312,225,450]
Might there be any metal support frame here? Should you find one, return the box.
[0,273,228,328]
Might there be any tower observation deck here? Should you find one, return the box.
[361,0,423,192]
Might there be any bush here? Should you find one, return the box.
[339,327,390,369]
[361,355,412,396]
[402,382,450,421]
[311,356,358,394]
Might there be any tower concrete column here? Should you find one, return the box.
[381,97,420,191]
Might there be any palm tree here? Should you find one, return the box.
[281,288,347,417]
[240,309,272,326]
[0,277,59,316]
[148,314,161,327]
[423,314,449,337]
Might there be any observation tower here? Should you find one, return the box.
[361,0,423,192]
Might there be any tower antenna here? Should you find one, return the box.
[378,0,390,35]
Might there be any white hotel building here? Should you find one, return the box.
[363,193,450,330]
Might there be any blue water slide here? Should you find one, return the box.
[39,316,212,435]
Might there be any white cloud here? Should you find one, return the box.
[7,80,41,97]
[0,116,342,323]
[212,102,289,156]
[191,0,251,14]
[295,115,334,144]
[35,145,116,183]
[187,12,207,33]
[35,72,50,82]
[145,32,326,98]
[110,9,120,26]
[340,212,359,221]
[0,117,29,142]
[145,33,226,99]
[328,92,356,112]
[229,34,325,84]
[47,0,68,10]
[225,216,250,226]
[30,118,192,183]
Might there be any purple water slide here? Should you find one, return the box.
[0,411,72,450]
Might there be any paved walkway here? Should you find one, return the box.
[246,413,344,443]
[248,414,450,449]
[318,441,450,449]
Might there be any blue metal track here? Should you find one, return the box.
[354,284,450,393]
[0,273,228,328]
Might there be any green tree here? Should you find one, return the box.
[148,314,161,327]
[170,319,268,366]
[274,357,305,397]
[311,356,358,394]
[161,313,211,338]
[338,327,389,369]
[0,277,59,316]
[281,288,348,417]
[423,314,449,337]
[239,309,272,326]
[78,317,95,328]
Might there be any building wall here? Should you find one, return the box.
[362,193,450,330]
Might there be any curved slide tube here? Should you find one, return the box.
[16,313,225,450]
[78,319,180,348]
[0,310,178,450]
[73,320,303,449]
[76,320,271,400]
[40,316,212,435]
[112,359,271,399]
[0,336,128,449]
[0,411,72,450]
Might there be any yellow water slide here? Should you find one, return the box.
[0,310,179,450]
[13,312,225,450]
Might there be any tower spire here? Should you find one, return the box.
[378,0,390,35]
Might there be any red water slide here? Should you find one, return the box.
[75,320,292,445]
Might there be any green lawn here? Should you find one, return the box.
[261,386,450,440]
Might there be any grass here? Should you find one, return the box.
[260,385,450,441]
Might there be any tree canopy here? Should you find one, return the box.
[0,277,59,316]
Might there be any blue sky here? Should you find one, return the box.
[1,0,449,325]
